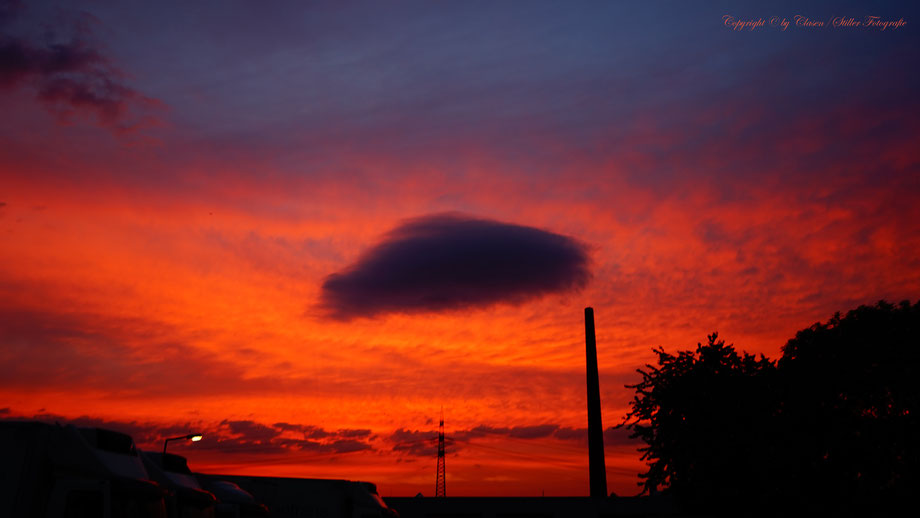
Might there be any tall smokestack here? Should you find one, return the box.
[585,307,607,498]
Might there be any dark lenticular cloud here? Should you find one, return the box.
[320,213,590,319]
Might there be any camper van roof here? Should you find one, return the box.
[78,427,138,456]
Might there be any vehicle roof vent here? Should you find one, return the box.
[162,453,191,474]
[79,428,138,456]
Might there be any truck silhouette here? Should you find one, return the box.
[1,420,169,517]
[2,420,397,518]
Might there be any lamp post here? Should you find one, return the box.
[163,433,203,455]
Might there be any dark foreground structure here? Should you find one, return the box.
[385,496,678,518]
[584,307,608,499]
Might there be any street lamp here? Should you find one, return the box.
[163,433,203,455]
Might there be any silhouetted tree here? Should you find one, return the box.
[620,300,919,515]
[778,300,919,509]
[619,334,778,512]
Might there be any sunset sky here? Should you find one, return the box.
[1,0,919,497]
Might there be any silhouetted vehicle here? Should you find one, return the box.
[196,474,398,518]
[0,420,168,517]
[198,480,269,518]
[141,452,218,518]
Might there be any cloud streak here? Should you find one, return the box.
[388,423,640,458]
[320,213,590,319]
[210,420,374,455]
[0,412,376,457]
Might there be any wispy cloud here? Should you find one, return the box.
[0,0,162,132]
[388,423,640,458]
[1,412,377,457]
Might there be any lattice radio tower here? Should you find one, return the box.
[435,407,446,497]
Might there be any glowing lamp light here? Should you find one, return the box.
[163,433,205,455]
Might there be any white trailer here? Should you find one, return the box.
[0,420,168,518]
[140,452,219,518]
[196,474,398,518]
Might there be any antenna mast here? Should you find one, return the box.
[435,407,446,497]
